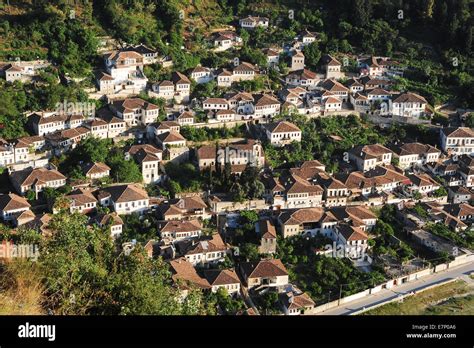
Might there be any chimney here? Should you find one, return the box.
[288,292,294,303]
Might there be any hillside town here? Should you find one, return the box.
[0,1,473,318]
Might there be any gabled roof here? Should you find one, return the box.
[126,144,162,157]
[317,172,347,190]
[287,68,317,80]
[93,212,123,227]
[282,290,315,310]
[233,62,257,73]
[122,44,157,55]
[241,259,288,279]
[324,96,341,104]
[254,94,280,107]
[279,207,325,225]
[258,219,277,239]
[66,190,98,206]
[392,92,427,104]
[99,184,149,203]
[300,28,318,39]
[337,224,368,241]
[112,98,158,114]
[204,269,240,286]
[0,193,31,211]
[442,127,474,138]
[389,142,439,156]
[266,121,301,133]
[321,54,341,66]
[97,71,114,81]
[348,144,392,160]
[203,97,228,105]
[157,131,185,143]
[442,203,474,218]
[320,79,349,93]
[346,78,363,87]
[134,148,160,163]
[81,162,111,176]
[10,167,66,188]
[159,219,202,233]
[171,71,191,85]
[408,173,439,187]
[185,234,227,255]
[169,258,211,289]
[177,111,194,120]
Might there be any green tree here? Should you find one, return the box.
[39,212,209,315]
[107,149,142,183]
[303,42,321,70]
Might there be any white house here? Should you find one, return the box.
[254,94,281,119]
[389,142,441,169]
[110,98,159,126]
[232,62,257,82]
[204,269,241,295]
[406,173,441,195]
[97,184,150,215]
[81,162,111,180]
[348,144,393,172]
[183,234,229,267]
[335,224,369,259]
[28,113,67,136]
[203,98,229,112]
[216,69,233,87]
[289,50,305,72]
[0,193,31,221]
[285,69,318,89]
[391,92,428,118]
[265,121,302,146]
[240,259,289,290]
[9,167,66,196]
[239,16,269,29]
[189,66,213,84]
[263,48,280,67]
[159,219,202,243]
[321,54,342,79]
[440,127,474,156]
[126,144,163,184]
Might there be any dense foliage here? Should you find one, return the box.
[2,212,211,315]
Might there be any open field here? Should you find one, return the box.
[362,280,474,315]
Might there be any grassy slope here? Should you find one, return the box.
[362,280,474,315]
[0,260,44,315]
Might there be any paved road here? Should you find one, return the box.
[319,262,474,315]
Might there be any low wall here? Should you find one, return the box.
[408,268,431,281]
[310,252,474,315]
[349,278,459,315]
[340,289,371,305]
[192,120,249,129]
